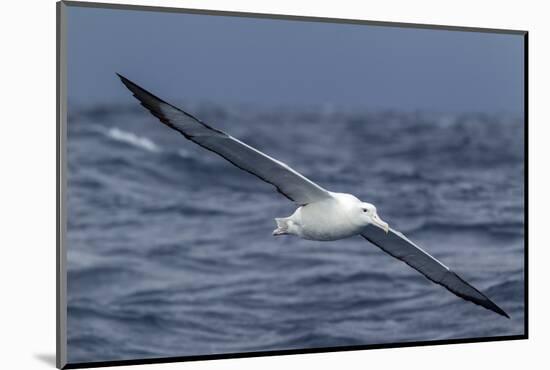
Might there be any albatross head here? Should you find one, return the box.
[358,202,389,233]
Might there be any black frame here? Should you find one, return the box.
[56,1,528,368]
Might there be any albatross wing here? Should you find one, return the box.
[117,74,331,205]
[361,226,509,318]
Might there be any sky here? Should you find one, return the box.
[67,4,524,114]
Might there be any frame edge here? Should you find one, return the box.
[56,2,529,368]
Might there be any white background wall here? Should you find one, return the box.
[1,0,547,369]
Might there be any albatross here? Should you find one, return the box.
[117,73,509,318]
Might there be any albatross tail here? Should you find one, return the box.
[273,218,290,236]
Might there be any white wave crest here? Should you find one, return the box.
[106,127,160,153]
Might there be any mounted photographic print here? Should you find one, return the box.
[56,1,527,368]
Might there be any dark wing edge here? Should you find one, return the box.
[116,73,225,137]
[361,227,510,318]
[116,73,330,205]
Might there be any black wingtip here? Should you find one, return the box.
[116,73,135,90]
[491,303,511,319]
[448,271,511,319]
[115,73,169,107]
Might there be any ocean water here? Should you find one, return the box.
[66,104,525,363]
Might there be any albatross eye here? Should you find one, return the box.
[363,209,367,213]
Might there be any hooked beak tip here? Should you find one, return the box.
[372,216,389,234]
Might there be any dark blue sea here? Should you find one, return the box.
[66,104,525,363]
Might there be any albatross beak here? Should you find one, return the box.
[372,214,389,234]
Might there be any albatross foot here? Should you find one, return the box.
[272,227,288,236]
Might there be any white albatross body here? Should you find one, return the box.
[275,193,388,241]
[117,73,509,319]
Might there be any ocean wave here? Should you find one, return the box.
[486,279,524,301]
[105,127,161,153]
[401,219,524,236]
[67,104,525,363]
